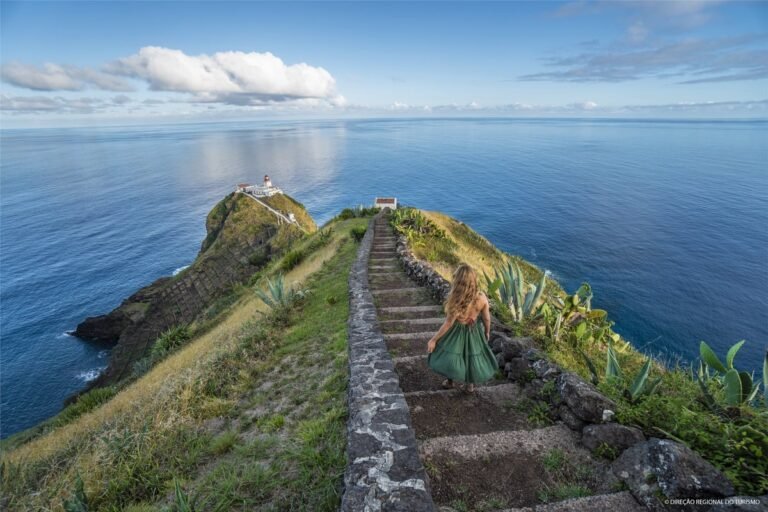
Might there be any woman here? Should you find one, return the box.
[427,263,498,393]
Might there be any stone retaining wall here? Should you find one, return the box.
[341,214,435,512]
[391,226,753,511]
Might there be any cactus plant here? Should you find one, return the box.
[698,340,762,406]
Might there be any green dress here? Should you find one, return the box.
[427,313,498,384]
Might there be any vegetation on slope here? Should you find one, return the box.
[391,206,768,495]
[1,213,369,511]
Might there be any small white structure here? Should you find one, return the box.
[374,197,398,209]
[235,175,283,197]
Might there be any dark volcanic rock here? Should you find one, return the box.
[582,423,645,454]
[557,371,616,424]
[558,404,586,431]
[73,192,315,390]
[612,437,735,511]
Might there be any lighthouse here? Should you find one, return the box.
[234,174,283,197]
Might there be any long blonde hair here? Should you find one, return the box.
[445,263,479,319]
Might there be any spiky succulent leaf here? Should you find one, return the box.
[629,358,653,401]
[700,341,727,374]
[644,377,663,397]
[738,371,753,404]
[525,272,546,316]
[579,349,600,386]
[764,351,768,403]
[606,343,623,380]
[723,369,743,406]
[726,340,746,370]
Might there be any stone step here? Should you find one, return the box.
[368,271,401,277]
[369,257,399,264]
[497,491,645,512]
[379,317,444,327]
[371,286,423,295]
[420,426,619,510]
[405,383,530,439]
[387,337,429,357]
[368,274,414,290]
[370,251,395,257]
[393,354,427,365]
[368,265,399,271]
[379,318,443,335]
[420,424,578,459]
[379,305,444,314]
[373,291,438,308]
[383,331,437,340]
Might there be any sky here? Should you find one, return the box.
[1,1,767,126]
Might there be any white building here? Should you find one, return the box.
[374,197,397,209]
[236,175,283,197]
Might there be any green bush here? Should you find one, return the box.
[280,249,305,272]
[150,326,191,359]
[54,387,118,429]
[350,226,367,242]
[337,208,356,220]
[248,248,270,267]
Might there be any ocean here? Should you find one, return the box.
[1,118,766,438]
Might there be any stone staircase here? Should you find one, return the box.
[368,214,646,512]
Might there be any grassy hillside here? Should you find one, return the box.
[391,207,768,495]
[1,214,369,511]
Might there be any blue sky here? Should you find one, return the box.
[1,1,767,125]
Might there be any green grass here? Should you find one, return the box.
[537,448,594,504]
[0,215,369,511]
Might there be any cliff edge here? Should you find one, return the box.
[73,191,316,386]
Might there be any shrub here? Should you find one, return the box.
[307,228,333,252]
[54,387,118,428]
[248,248,270,267]
[350,226,367,242]
[337,208,356,220]
[280,249,305,272]
[150,325,191,359]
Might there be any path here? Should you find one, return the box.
[367,212,645,511]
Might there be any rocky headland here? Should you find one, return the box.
[73,191,315,388]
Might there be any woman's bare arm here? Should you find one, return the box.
[427,315,455,353]
[481,294,491,340]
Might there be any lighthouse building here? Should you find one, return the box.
[235,175,283,197]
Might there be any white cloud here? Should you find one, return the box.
[106,46,342,106]
[0,62,134,91]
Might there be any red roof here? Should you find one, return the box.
[376,197,396,203]
[237,183,251,188]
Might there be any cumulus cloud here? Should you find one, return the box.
[105,46,343,106]
[519,34,768,83]
[0,62,134,91]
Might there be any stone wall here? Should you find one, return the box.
[392,227,750,511]
[341,214,435,512]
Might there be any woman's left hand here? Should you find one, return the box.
[427,339,437,353]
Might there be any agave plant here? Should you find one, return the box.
[581,342,662,404]
[484,260,546,322]
[698,340,761,407]
[255,274,309,311]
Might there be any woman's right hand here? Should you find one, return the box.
[427,338,437,353]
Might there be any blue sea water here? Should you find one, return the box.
[1,118,766,438]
